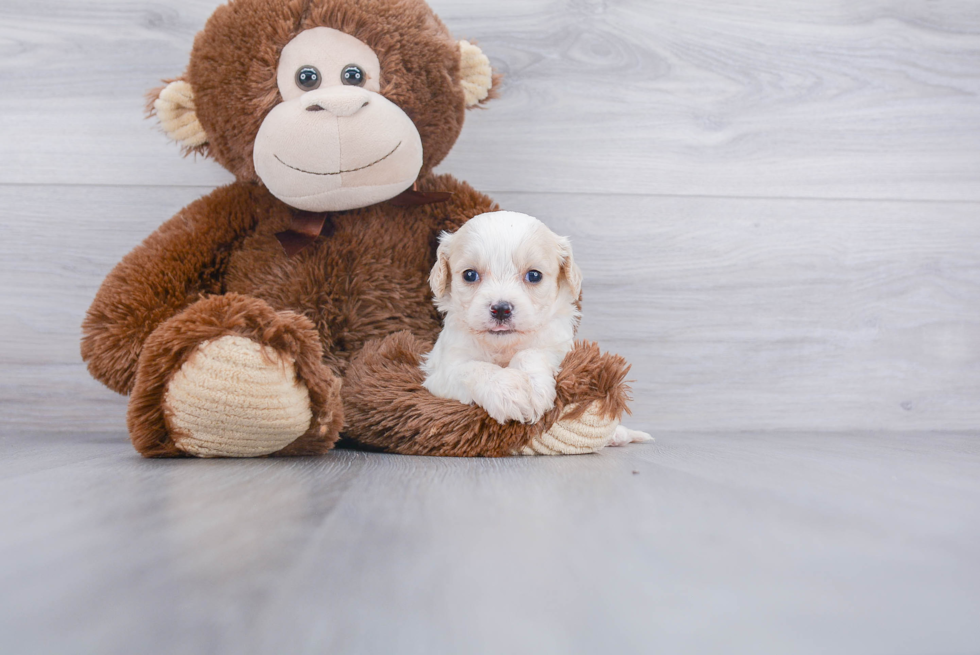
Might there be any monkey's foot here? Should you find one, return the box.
[163,335,313,457]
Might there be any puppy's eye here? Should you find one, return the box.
[295,66,321,90]
[525,270,543,284]
[341,64,366,86]
[463,269,480,283]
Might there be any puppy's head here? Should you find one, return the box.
[430,211,582,344]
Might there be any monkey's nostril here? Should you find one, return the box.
[306,105,325,112]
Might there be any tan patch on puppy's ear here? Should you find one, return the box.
[558,236,583,299]
[458,40,497,107]
[148,79,208,150]
[429,231,455,299]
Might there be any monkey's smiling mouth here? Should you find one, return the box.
[274,142,401,176]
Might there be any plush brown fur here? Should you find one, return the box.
[342,333,632,457]
[82,184,271,395]
[82,0,634,457]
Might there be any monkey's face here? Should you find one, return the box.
[253,27,424,212]
[160,0,495,206]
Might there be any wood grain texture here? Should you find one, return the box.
[2,1,980,652]
[522,193,980,432]
[3,185,978,434]
[1,431,978,654]
[0,0,978,199]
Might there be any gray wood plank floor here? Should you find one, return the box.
[2,430,979,655]
[2,0,979,652]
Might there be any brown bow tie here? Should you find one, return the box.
[275,185,453,257]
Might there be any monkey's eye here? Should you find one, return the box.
[463,269,480,283]
[295,66,321,90]
[525,270,543,284]
[341,64,366,86]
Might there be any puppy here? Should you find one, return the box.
[422,211,652,447]
[422,211,577,425]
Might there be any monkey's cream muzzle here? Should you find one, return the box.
[253,85,423,212]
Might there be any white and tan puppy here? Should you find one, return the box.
[422,211,652,448]
[423,211,577,424]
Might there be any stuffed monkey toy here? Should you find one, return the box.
[81,0,634,458]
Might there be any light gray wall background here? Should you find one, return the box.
[2,0,979,435]
[2,3,980,654]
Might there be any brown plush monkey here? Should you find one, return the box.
[81,0,633,458]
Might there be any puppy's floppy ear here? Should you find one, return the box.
[557,236,583,299]
[429,231,455,299]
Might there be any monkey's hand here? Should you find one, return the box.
[518,402,619,455]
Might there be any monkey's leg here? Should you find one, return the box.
[127,293,342,458]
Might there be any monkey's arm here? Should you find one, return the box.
[342,332,632,457]
[81,183,261,395]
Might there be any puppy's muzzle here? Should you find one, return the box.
[490,301,513,322]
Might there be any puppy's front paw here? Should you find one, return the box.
[509,350,557,423]
[524,377,556,424]
[479,368,537,424]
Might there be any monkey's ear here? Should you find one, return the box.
[458,41,497,107]
[429,231,455,299]
[147,79,208,151]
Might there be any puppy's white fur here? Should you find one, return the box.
[422,211,579,424]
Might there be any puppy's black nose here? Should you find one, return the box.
[490,302,513,321]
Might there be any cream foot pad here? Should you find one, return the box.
[519,403,619,456]
[164,335,313,457]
